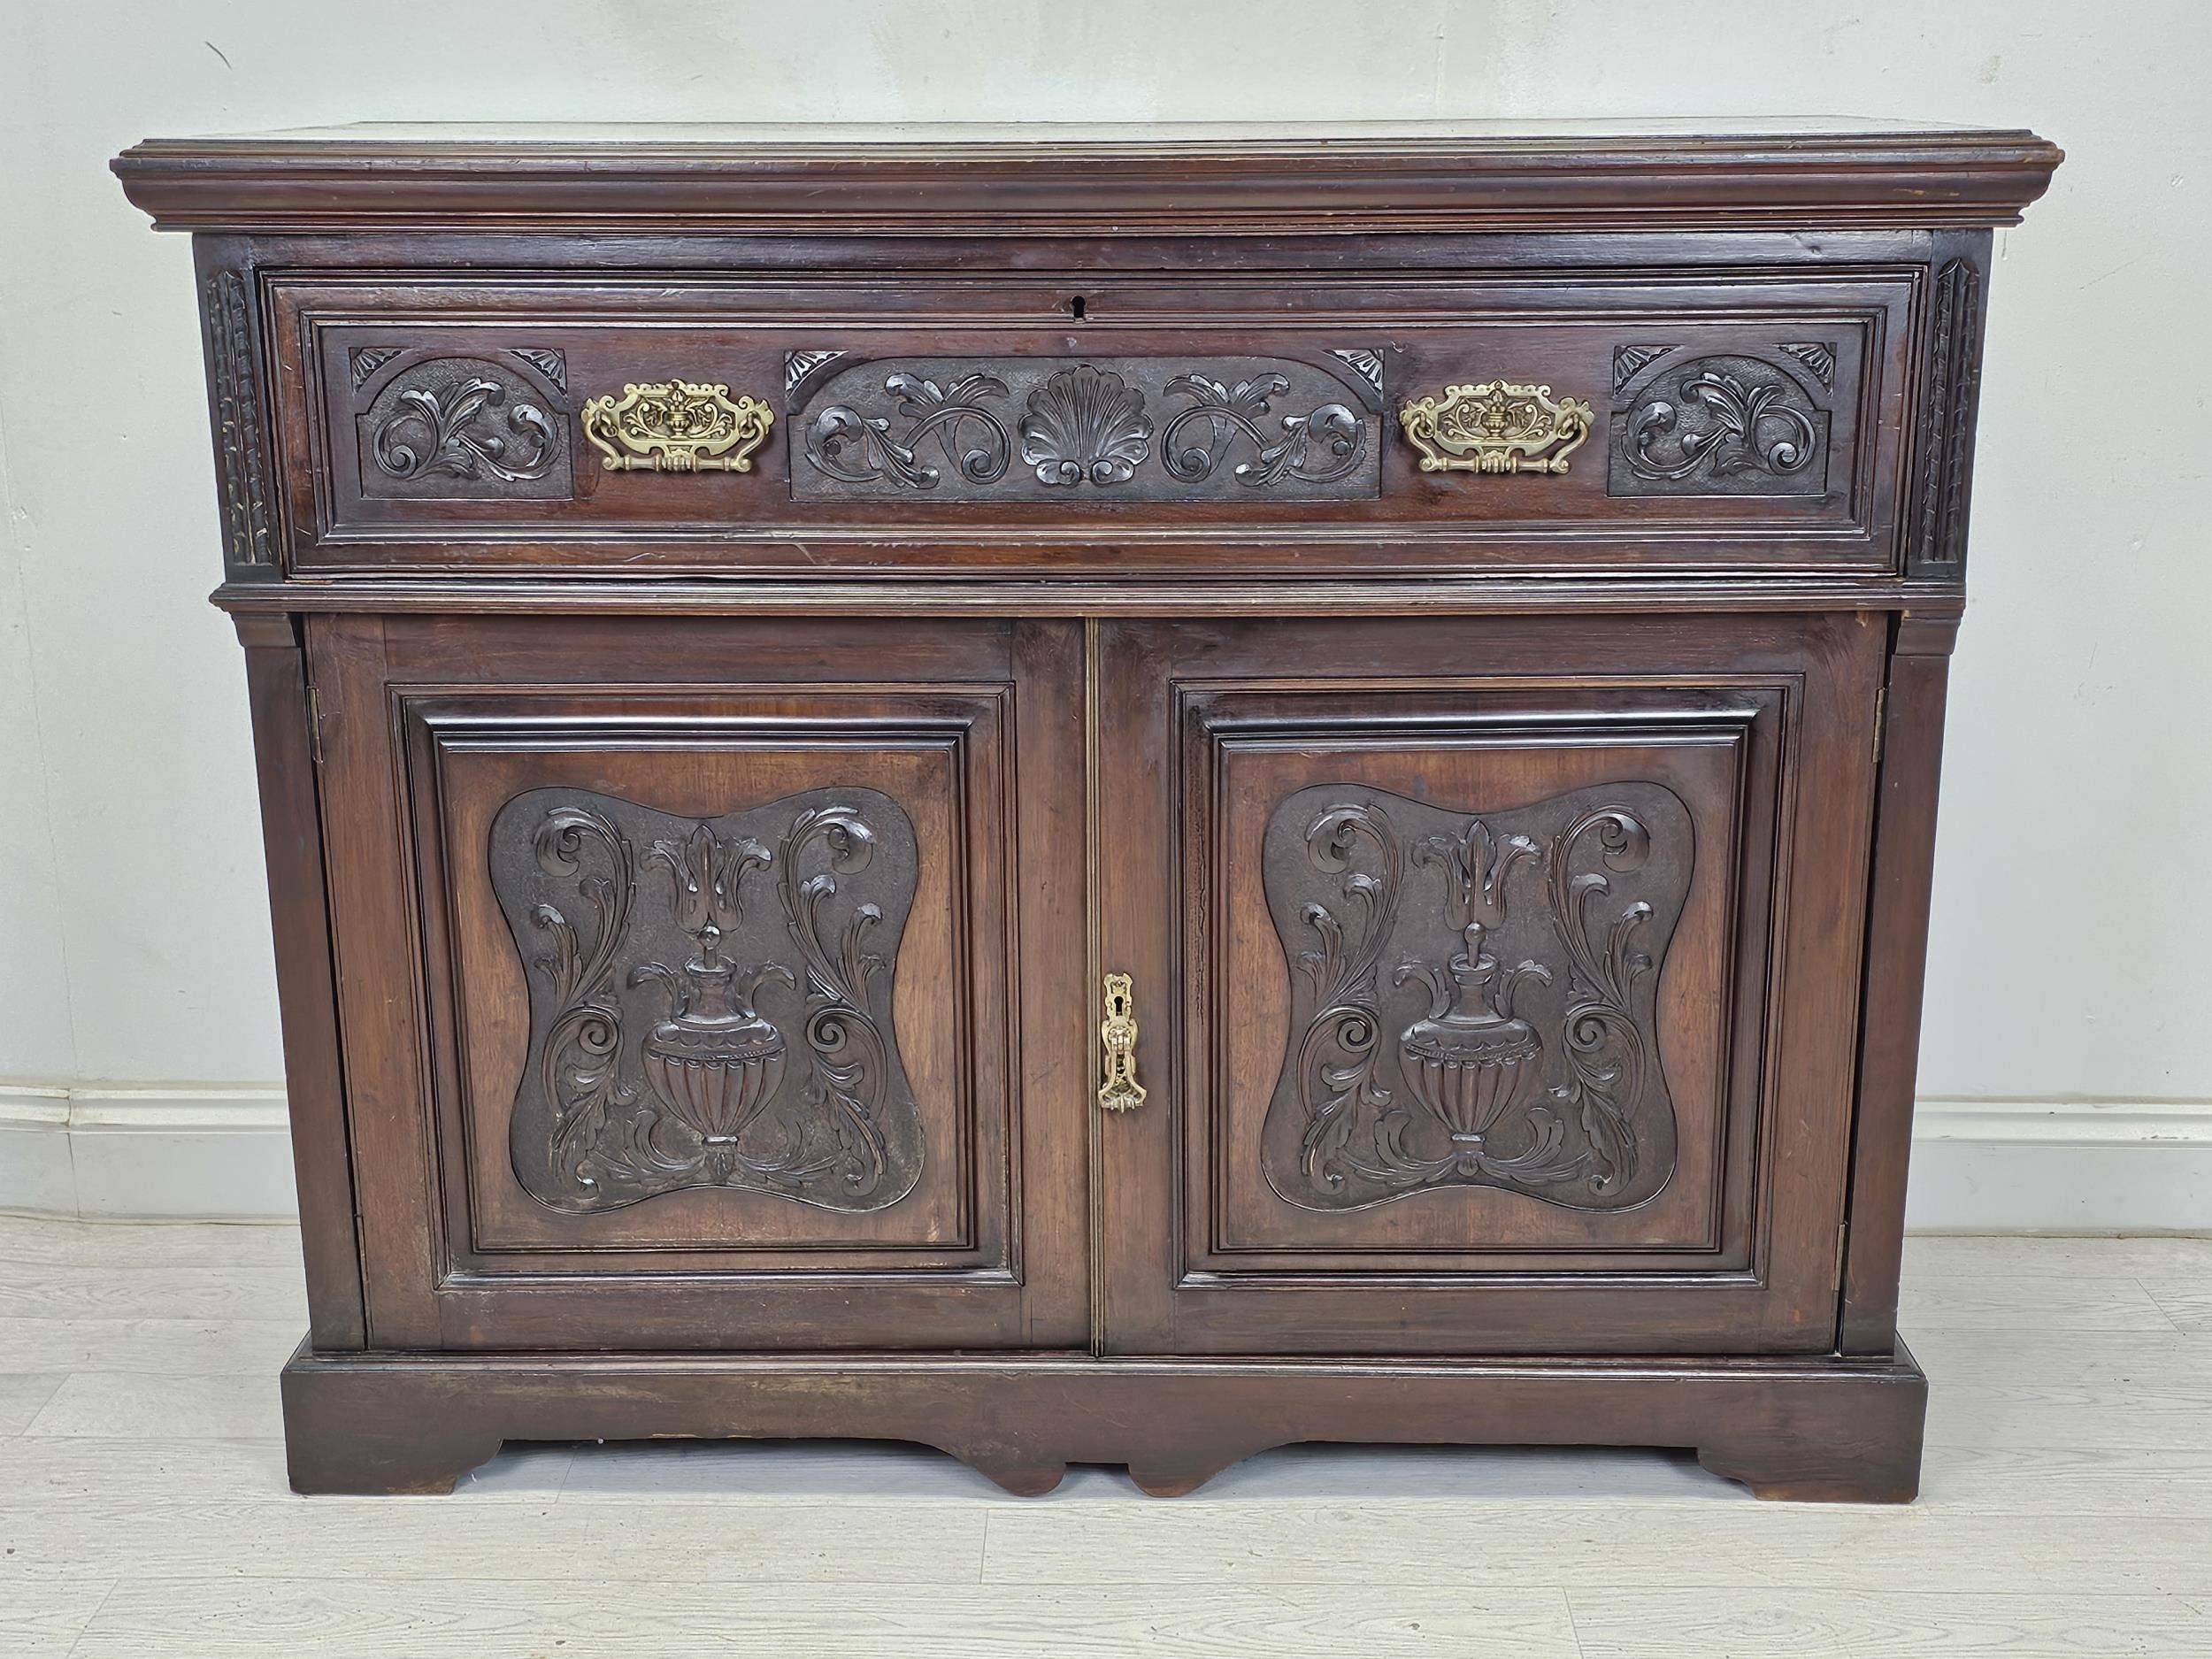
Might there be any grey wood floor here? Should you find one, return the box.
[2,1220,2208,1656]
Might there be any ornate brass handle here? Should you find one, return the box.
[1098,971,1146,1113]
[580,380,774,473]
[1399,380,1594,475]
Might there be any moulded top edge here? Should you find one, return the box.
[112,121,2063,236]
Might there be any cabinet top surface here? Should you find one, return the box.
[114,119,2061,235]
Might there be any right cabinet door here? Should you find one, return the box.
[1096,612,1883,1355]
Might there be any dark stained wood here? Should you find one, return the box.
[1098,612,1881,1356]
[233,612,363,1348]
[310,614,1087,1351]
[119,125,2052,1502]
[112,123,2060,235]
[211,575,1992,619]
[280,1339,1925,1502]
[1840,610,1960,1353]
[257,270,1915,577]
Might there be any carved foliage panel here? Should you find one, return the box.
[1260,780,1694,1213]
[356,354,571,499]
[1608,348,1836,498]
[793,355,1380,502]
[488,785,925,1214]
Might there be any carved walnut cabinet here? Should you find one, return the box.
[114,122,2060,1500]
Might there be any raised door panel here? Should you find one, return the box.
[312,615,1087,1350]
[1096,614,1881,1356]
[424,700,981,1257]
[1206,693,1762,1262]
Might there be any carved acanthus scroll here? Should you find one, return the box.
[356,356,567,498]
[1608,349,1834,497]
[794,354,1381,502]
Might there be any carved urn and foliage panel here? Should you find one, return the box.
[487,786,925,1215]
[1257,780,1693,1216]
[1168,671,1783,1287]
[404,686,1015,1269]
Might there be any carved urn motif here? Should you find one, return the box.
[1398,921,1549,1173]
[1395,818,1554,1175]
[638,930,791,1184]
[632,825,794,1183]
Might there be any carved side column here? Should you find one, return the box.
[194,241,280,582]
[1907,231,1992,579]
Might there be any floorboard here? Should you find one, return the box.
[0,1224,2205,1656]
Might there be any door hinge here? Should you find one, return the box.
[1872,685,1888,765]
[1835,1219,1851,1287]
[306,686,326,764]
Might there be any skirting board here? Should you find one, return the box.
[1904,1098,2212,1233]
[0,1085,296,1220]
[4,1085,2208,1231]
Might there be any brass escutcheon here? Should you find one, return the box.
[1098,971,1146,1113]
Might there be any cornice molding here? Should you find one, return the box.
[114,126,2063,236]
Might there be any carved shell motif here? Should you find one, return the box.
[1019,364,1154,487]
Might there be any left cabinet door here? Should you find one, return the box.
[308,613,1088,1351]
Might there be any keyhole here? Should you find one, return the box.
[1069,296,1087,319]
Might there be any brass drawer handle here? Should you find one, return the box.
[581,380,774,472]
[1399,380,1594,475]
[1098,971,1146,1113]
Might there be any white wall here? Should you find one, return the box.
[3,1,2207,1224]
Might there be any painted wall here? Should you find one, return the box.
[2,3,2205,1215]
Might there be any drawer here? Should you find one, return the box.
[268,273,1918,578]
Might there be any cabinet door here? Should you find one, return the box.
[311,614,1087,1350]
[1096,614,1881,1355]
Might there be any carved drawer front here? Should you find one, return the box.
[1096,614,1884,1356]
[310,615,1087,1352]
[270,273,1916,577]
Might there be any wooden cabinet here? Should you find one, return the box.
[116,121,2061,1502]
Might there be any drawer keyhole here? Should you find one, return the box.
[1068,295,1087,319]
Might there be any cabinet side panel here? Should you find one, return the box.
[235,614,363,1348]
[1841,618,1955,1352]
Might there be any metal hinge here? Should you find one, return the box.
[1835,1219,1851,1287]
[1872,686,1888,765]
[306,686,326,764]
